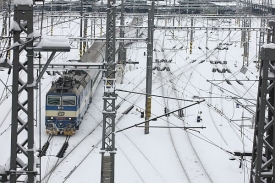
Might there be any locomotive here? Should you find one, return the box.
[45,68,102,135]
[45,41,104,136]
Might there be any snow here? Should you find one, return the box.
[0,13,264,183]
[0,58,9,64]
[14,0,33,5]
[9,42,21,49]
[262,43,275,49]
[10,20,21,32]
[35,37,71,51]
[27,30,41,39]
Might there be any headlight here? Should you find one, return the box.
[50,117,53,120]
[68,117,72,120]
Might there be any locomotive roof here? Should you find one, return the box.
[47,70,91,95]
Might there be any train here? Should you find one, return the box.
[45,68,102,136]
[45,40,104,136]
[45,17,143,136]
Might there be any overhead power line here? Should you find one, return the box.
[116,89,200,102]
[135,126,206,129]
[116,100,205,133]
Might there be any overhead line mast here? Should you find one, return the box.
[144,0,155,134]
[257,0,270,69]
[5,1,70,182]
[250,21,275,183]
[9,4,36,182]
[100,0,117,181]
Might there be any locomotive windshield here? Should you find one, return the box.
[62,96,76,106]
[47,95,76,106]
[47,96,60,106]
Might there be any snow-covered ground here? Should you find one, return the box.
[0,12,263,183]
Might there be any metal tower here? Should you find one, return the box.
[116,0,125,84]
[250,21,275,183]
[241,0,251,66]
[257,0,270,69]
[6,2,70,182]
[100,0,117,181]
[9,4,36,183]
[79,0,83,57]
[118,0,125,65]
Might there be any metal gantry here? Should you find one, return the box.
[100,0,117,182]
[250,21,275,183]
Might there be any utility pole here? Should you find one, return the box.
[100,0,117,181]
[83,13,88,53]
[242,0,251,66]
[80,0,83,57]
[189,17,193,54]
[250,21,275,183]
[1,3,7,37]
[257,0,269,69]
[172,0,175,37]
[144,0,155,134]
[118,0,125,65]
[116,0,125,84]
[50,10,53,36]
[205,18,208,62]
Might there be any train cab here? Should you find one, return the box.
[45,94,78,135]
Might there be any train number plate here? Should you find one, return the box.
[56,117,66,120]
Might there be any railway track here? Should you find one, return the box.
[41,70,159,182]
[153,32,192,182]
[155,29,214,182]
[61,90,151,183]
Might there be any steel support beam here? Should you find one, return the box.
[118,0,125,65]
[144,0,154,134]
[257,0,270,69]
[250,22,275,182]
[45,14,275,19]
[10,4,36,183]
[100,0,117,181]
[116,0,125,84]
[83,13,88,54]
[79,0,83,57]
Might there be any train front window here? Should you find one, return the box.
[62,96,76,106]
[47,96,60,106]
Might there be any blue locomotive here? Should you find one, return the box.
[45,69,101,135]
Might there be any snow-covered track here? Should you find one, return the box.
[153,40,192,182]
[155,32,214,182]
[61,93,147,182]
